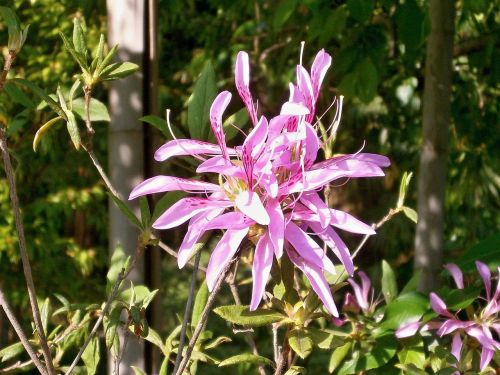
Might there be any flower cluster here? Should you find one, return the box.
[396,262,500,372]
[130,49,389,316]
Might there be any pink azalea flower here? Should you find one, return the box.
[396,262,500,372]
[130,48,389,316]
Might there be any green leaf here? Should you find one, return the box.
[82,337,100,375]
[395,0,425,51]
[12,78,66,119]
[139,197,151,228]
[400,271,421,295]
[288,329,313,359]
[96,44,118,75]
[3,81,35,108]
[219,353,273,368]
[402,206,418,224]
[397,171,413,207]
[380,292,428,331]
[104,305,122,349]
[456,233,500,272]
[107,246,128,290]
[204,336,232,350]
[91,34,105,71]
[131,366,146,375]
[284,366,306,375]
[60,32,88,72]
[328,342,352,373]
[33,116,63,152]
[140,115,169,138]
[68,80,82,107]
[72,97,111,122]
[100,62,139,81]
[356,58,378,103]
[357,334,397,371]
[306,327,344,350]
[187,61,216,140]
[398,336,426,369]
[109,193,142,229]
[273,0,298,30]
[213,305,284,327]
[347,0,374,23]
[381,260,398,303]
[0,7,20,36]
[441,286,480,310]
[223,108,249,141]
[65,110,81,150]
[72,18,87,56]
[192,281,209,327]
[0,342,23,362]
[40,297,50,333]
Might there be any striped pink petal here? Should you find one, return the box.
[234,190,270,225]
[310,49,332,101]
[266,199,284,258]
[154,139,235,162]
[235,51,257,126]
[476,261,491,300]
[209,91,232,160]
[250,233,273,310]
[129,176,220,199]
[430,292,454,318]
[444,263,464,289]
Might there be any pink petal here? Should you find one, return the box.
[154,139,235,162]
[444,264,464,289]
[476,261,491,300]
[307,222,354,276]
[177,208,224,268]
[250,233,273,310]
[234,190,270,225]
[395,322,421,338]
[205,228,249,291]
[235,51,257,126]
[351,153,391,167]
[266,199,284,258]
[348,278,369,311]
[196,156,245,178]
[129,176,220,200]
[209,91,232,160]
[244,116,268,158]
[358,271,372,306]
[330,209,375,235]
[280,102,310,116]
[296,65,315,123]
[287,247,338,317]
[480,347,494,372]
[437,320,473,336]
[300,191,331,228]
[152,197,231,230]
[285,222,336,275]
[202,211,254,231]
[451,332,462,362]
[303,122,320,169]
[310,49,332,101]
[430,292,454,318]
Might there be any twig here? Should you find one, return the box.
[65,240,145,375]
[0,50,16,90]
[0,288,48,375]
[172,251,201,375]
[83,85,95,138]
[272,342,290,375]
[113,328,130,375]
[81,144,121,199]
[272,324,279,363]
[153,234,206,272]
[226,261,267,375]
[174,256,238,375]
[0,129,56,375]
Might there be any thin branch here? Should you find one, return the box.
[226,261,267,375]
[65,240,145,375]
[0,129,55,375]
[0,288,47,375]
[153,234,206,272]
[272,324,279,363]
[0,50,16,90]
[174,256,238,375]
[172,251,201,375]
[113,327,130,375]
[82,144,121,199]
[272,342,290,375]
[83,85,95,137]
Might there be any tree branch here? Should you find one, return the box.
[0,50,16,91]
[0,288,47,375]
[174,256,238,375]
[0,129,56,375]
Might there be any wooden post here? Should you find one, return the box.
[107,0,145,372]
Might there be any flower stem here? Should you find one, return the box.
[0,288,48,375]
[0,129,56,375]
[0,50,16,90]
[174,256,239,375]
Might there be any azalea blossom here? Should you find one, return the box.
[396,261,500,372]
[129,48,389,316]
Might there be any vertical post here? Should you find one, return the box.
[107,0,145,372]
[414,0,455,292]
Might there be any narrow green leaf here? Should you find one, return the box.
[12,78,66,119]
[3,82,34,108]
[187,61,216,140]
[0,7,20,35]
[192,281,209,327]
[68,80,82,108]
[284,366,306,375]
[204,336,232,350]
[213,305,284,327]
[107,246,128,290]
[0,342,23,362]
[328,342,352,373]
[402,206,418,223]
[109,193,142,229]
[131,367,146,375]
[60,32,88,72]
[40,297,50,333]
[100,62,139,81]
[219,353,274,368]
[288,329,313,359]
[381,260,398,303]
[273,0,298,30]
[400,271,421,295]
[82,337,99,375]
[139,197,151,228]
[306,327,344,350]
[355,334,397,371]
[72,97,110,122]
[65,110,81,150]
[96,44,118,75]
[91,34,105,71]
[72,18,87,55]
[223,108,249,141]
